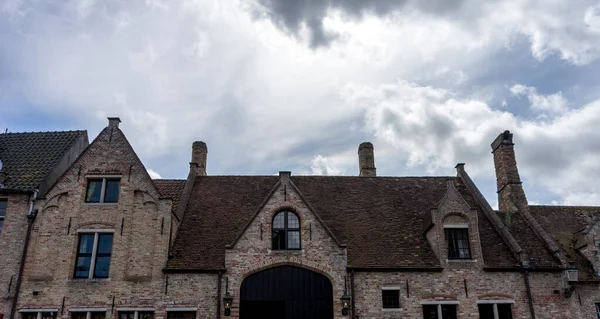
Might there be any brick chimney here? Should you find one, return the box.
[358,142,376,177]
[191,141,207,176]
[491,130,527,211]
[107,117,121,128]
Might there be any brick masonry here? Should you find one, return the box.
[8,121,600,319]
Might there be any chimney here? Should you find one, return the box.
[358,142,376,177]
[191,141,207,176]
[491,130,527,212]
[108,117,121,128]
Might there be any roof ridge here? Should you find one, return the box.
[0,130,86,135]
[530,205,600,209]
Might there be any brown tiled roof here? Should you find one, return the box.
[154,179,186,214]
[167,175,521,270]
[167,176,279,270]
[0,131,87,190]
[496,211,561,268]
[530,205,600,280]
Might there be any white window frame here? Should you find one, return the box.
[75,230,115,279]
[381,287,402,311]
[85,176,121,204]
[19,309,59,319]
[420,301,459,319]
[116,308,155,319]
[476,300,514,319]
[69,309,107,319]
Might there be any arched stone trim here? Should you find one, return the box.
[76,221,116,229]
[442,211,470,224]
[239,260,336,285]
[477,293,513,300]
[267,204,305,223]
[41,191,69,210]
[134,189,158,205]
[421,294,458,300]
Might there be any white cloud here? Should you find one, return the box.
[147,169,162,179]
[310,155,344,176]
[510,84,569,115]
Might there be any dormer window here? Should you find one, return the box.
[272,211,300,250]
[445,227,471,259]
[85,177,120,203]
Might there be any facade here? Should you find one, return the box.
[0,130,89,319]
[1,117,599,319]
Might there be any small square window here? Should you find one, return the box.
[0,199,7,235]
[118,311,153,319]
[74,232,114,279]
[167,312,196,319]
[478,303,513,319]
[423,304,457,319]
[85,178,120,203]
[596,303,600,319]
[382,289,400,309]
[445,228,471,259]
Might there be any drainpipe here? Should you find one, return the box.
[523,267,536,319]
[217,271,222,319]
[10,190,38,319]
[350,270,356,319]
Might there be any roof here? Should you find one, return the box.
[167,176,279,270]
[154,179,186,214]
[167,175,521,270]
[529,205,600,280]
[0,131,87,190]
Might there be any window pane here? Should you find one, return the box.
[75,256,92,278]
[272,229,286,250]
[167,312,196,319]
[441,305,457,319]
[119,312,135,319]
[86,179,103,203]
[287,213,299,229]
[287,231,300,249]
[0,200,7,217]
[41,312,57,319]
[478,304,494,319]
[71,312,87,319]
[90,313,106,319]
[0,219,3,235]
[97,234,113,254]
[103,179,120,203]
[138,312,154,319]
[94,256,111,278]
[382,290,400,309]
[22,314,37,319]
[422,305,438,319]
[273,213,285,228]
[78,234,95,253]
[497,304,513,319]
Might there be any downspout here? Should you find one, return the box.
[10,190,38,319]
[217,271,222,319]
[523,268,536,319]
[350,270,356,319]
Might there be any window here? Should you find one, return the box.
[596,303,600,319]
[422,304,457,319]
[0,199,6,235]
[74,232,114,279]
[478,302,513,319]
[21,310,58,319]
[71,311,106,319]
[118,311,154,319]
[445,228,471,259]
[382,289,400,309]
[166,312,196,319]
[272,211,300,250]
[85,178,120,203]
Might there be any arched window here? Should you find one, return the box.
[272,211,300,250]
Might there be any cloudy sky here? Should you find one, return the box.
[2,0,600,207]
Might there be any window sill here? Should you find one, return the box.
[69,278,111,283]
[83,203,118,206]
[269,249,304,255]
[447,259,477,263]
[382,308,403,312]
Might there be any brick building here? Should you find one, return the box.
[3,118,600,318]
[0,130,88,319]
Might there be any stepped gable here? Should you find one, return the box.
[0,130,87,190]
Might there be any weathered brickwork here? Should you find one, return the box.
[0,193,32,317]
[224,173,348,318]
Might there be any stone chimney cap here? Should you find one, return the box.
[358,142,373,150]
[491,130,514,151]
[192,141,207,150]
[107,117,121,128]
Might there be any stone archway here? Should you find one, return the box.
[239,265,334,319]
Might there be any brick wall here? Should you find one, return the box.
[0,193,32,318]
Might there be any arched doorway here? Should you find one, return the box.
[240,265,334,319]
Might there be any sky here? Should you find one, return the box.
[1,0,600,208]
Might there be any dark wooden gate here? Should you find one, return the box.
[240,266,334,319]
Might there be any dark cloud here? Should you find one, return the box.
[257,0,467,47]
